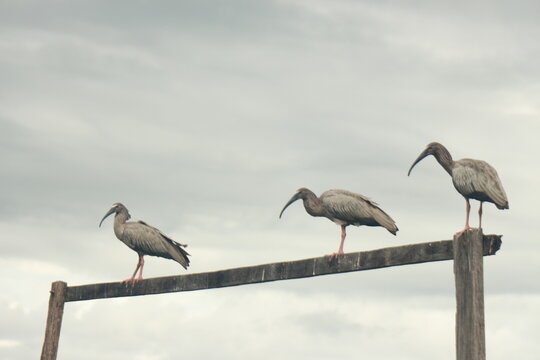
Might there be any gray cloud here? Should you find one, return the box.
[1,0,539,359]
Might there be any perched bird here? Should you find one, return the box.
[408,142,509,235]
[99,203,190,283]
[279,188,398,258]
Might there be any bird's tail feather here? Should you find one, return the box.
[169,240,190,269]
[373,208,398,235]
[161,233,190,269]
[494,198,509,210]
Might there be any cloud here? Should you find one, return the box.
[1,0,539,359]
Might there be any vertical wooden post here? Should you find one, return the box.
[454,229,486,360]
[41,281,67,360]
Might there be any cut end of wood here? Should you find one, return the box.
[482,234,502,255]
[453,229,502,256]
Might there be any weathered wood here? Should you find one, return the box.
[65,235,501,302]
[454,229,486,360]
[40,281,67,360]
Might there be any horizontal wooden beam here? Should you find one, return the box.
[65,235,502,302]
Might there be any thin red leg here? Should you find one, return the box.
[136,255,145,281]
[456,199,472,237]
[122,254,144,284]
[328,225,347,259]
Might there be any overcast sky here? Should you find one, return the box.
[1,0,539,359]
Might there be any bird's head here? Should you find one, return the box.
[279,188,311,219]
[99,202,130,227]
[407,142,444,176]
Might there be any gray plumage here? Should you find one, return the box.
[279,188,398,256]
[99,203,189,282]
[408,142,508,232]
[451,159,508,209]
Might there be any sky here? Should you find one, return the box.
[1,0,539,359]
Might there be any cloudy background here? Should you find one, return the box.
[1,0,539,359]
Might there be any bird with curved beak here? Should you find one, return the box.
[279,188,398,258]
[408,142,508,236]
[99,203,190,283]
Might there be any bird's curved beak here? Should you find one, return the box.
[407,148,430,176]
[279,193,301,219]
[99,207,116,227]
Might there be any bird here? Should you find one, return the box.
[279,188,398,258]
[99,203,190,283]
[407,142,509,235]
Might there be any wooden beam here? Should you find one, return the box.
[454,229,487,360]
[40,281,67,360]
[65,235,501,302]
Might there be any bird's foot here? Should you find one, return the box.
[327,251,344,261]
[121,277,142,285]
[455,226,474,237]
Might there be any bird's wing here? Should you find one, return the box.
[321,190,398,233]
[122,221,190,268]
[453,159,508,208]
[322,189,378,206]
[137,221,188,247]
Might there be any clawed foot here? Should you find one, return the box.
[121,276,143,285]
[327,251,344,261]
[455,226,474,237]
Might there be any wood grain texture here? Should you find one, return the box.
[40,281,67,360]
[454,229,486,360]
[65,236,501,302]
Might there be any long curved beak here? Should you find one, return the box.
[279,193,301,219]
[99,207,116,227]
[407,148,430,176]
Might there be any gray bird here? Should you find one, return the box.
[279,188,398,258]
[408,142,509,235]
[99,203,190,283]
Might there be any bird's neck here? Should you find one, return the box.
[302,192,325,217]
[433,145,454,176]
[113,210,130,238]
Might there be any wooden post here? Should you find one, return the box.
[40,236,502,359]
[454,229,486,360]
[41,281,67,360]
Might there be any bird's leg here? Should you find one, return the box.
[122,254,144,284]
[122,261,140,284]
[328,225,347,259]
[456,199,473,237]
[478,202,483,230]
[338,225,346,254]
[136,255,145,281]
